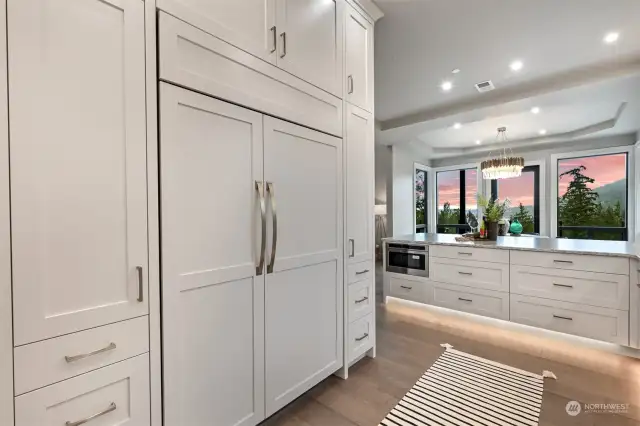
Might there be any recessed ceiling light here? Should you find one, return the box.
[539,129,547,135]
[441,81,453,91]
[451,68,461,74]
[453,123,462,130]
[510,60,523,71]
[531,107,540,114]
[475,140,481,145]
[604,32,620,44]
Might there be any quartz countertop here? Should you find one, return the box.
[382,233,640,259]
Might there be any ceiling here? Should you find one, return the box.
[374,0,640,158]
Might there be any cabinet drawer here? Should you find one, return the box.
[432,282,509,320]
[429,245,509,264]
[389,276,428,303]
[511,265,629,310]
[14,316,149,395]
[348,260,373,284]
[430,257,509,292]
[510,295,629,345]
[15,354,150,426]
[510,250,629,275]
[348,314,374,362]
[348,280,373,321]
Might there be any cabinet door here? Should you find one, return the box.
[276,0,341,96]
[346,104,374,264]
[345,5,373,112]
[158,0,277,64]
[9,0,148,345]
[160,84,265,426]
[263,117,343,415]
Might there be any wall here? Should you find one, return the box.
[374,145,392,245]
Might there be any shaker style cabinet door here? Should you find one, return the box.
[345,4,373,111]
[8,0,148,345]
[157,0,278,64]
[276,0,341,97]
[159,84,266,426]
[345,103,374,264]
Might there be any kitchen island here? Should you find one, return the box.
[383,234,640,349]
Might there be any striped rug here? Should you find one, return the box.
[379,345,545,426]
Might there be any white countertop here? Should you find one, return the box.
[383,233,640,259]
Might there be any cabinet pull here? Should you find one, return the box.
[347,75,354,94]
[267,182,277,274]
[356,269,369,275]
[355,333,369,342]
[355,296,369,304]
[553,259,573,264]
[136,266,144,302]
[349,239,355,258]
[65,343,117,363]
[66,402,116,426]
[458,297,472,302]
[270,26,277,53]
[458,271,472,276]
[458,252,472,256]
[400,285,412,290]
[256,181,267,275]
[279,32,287,58]
[553,282,573,288]
[553,314,573,321]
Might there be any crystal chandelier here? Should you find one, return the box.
[481,127,524,180]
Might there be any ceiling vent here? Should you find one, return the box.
[475,80,495,93]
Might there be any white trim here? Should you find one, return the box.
[550,145,634,241]
[413,162,431,234]
[433,163,482,232]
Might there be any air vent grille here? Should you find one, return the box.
[475,80,495,93]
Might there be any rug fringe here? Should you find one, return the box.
[542,370,557,380]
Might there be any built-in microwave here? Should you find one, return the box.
[386,243,429,277]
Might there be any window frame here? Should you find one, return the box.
[413,162,431,234]
[433,163,481,234]
[550,146,635,241]
[490,164,542,235]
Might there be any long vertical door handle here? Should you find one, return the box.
[267,182,277,273]
[348,75,354,94]
[270,26,277,53]
[256,181,267,275]
[349,239,355,258]
[136,266,143,302]
[279,32,287,58]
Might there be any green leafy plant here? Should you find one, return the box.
[478,194,511,223]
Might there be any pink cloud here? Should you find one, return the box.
[558,153,627,196]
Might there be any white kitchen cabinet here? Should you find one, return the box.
[631,260,639,348]
[263,117,343,416]
[8,0,148,345]
[157,0,277,64]
[160,84,265,426]
[345,103,374,264]
[345,3,373,112]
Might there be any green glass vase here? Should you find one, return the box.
[510,219,523,235]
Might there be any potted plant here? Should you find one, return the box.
[478,195,511,241]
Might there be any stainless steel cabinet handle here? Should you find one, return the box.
[65,343,117,363]
[270,26,277,53]
[256,181,267,275]
[458,252,472,256]
[355,333,369,342]
[553,260,573,264]
[349,239,355,258]
[458,297,472,302]
[400,285,412,290]
[356,269,369,275]
[279,32,287,58]
[267,182,277,274]
[347,75,354,94]
[66,402,116,426]
[136,266,143,302]
[553,283,573,288]
[355,296,369,304]
[553,314,573,321]
[458,271,472,276]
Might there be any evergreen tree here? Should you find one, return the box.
[438,202,460,233]
[512,203,534,233]
[415,172,425,226]
[558,166,599,238]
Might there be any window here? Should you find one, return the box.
[556,152,628,241]
[415,168,427,233]
[436,168,478,234]
[491,165,540,234]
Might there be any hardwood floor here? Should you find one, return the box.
[263,270,640,426]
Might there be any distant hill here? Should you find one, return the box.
[594,179,626,211]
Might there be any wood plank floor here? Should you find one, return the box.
[262,270,640,426]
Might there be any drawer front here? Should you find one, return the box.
[389,276,428,304]
[432,282,509,320]
[511,265,629,310]
[348,260,373,284]
[348,280,373,321]
[15,354,150,426]
[14,316,149,395]
[510,295,629,345]
[348,314,374,362]
[430,257,509,292]
[510,250,629,275]
[429,245,509,264]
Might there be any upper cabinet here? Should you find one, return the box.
[8,0,149,345]
[157,0,278,64]
[345,3,374,112]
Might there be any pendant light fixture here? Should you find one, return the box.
[481,127,524,180]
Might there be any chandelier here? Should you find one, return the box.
[481,127,524,180]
